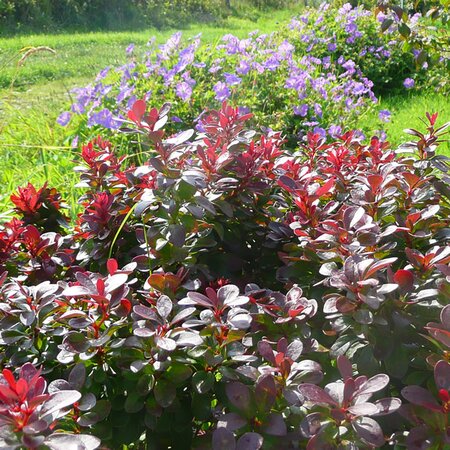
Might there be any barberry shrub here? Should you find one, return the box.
[0,100,449,449]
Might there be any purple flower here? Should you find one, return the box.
[314,103,323,118]
[181,71,196,87]
[71,135,79,148]
[379,109,391,123]
[213,81,231,101]
[236,60,251,75]
[278,40,294,56]
[95,67,110,81]
[262,57,280,71]
[126,44,135,55]
[175,82,193,102]
[88,108,117,129]
[313,127,326,138]
[238,106,251,115]
[223,73,242,86]
[376,130,388,141]
[171,116,183,123]
[174,45,195,73]
[328,125,342,137]
[117,86,134,103]
[127,96,137,108]
[403,78,415,89]
[294,104,309,117]
[56,111,71,127]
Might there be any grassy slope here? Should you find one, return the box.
[0,7,448,218]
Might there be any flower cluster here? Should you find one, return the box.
[58,2,430,147]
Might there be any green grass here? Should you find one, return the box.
[358,91,450,151]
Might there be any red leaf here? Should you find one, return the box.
[107,258,118,275]
[426,112,438,126]
[128,99,147,124]
[315,177,335,197]
[120,299,132,315]
[367,174,383,192]
[2,368,17,390]
[15,378,29,401]
[393,269,414,292]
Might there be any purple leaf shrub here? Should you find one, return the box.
[0,100,449,448]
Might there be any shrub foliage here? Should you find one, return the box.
[0,98,449,448]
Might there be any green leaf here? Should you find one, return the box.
[124,392,144,413]
[191,393,213,421]
[381,18,393,32]
[154,379,176,408]
[398,22,411,38]
[192,371,215,394]
[165,363,193,385]
[384,345,410,379]
[176,179,197,201]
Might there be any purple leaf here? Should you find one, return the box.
[104,273,128,293]
[68,363,86,391]
[156,295,173,320]
[355,374,389,397]
[227,310,252,329]
[171,307,196,325]
[180,292,214,307]
[217,413,247,431]
[258,341,275,364]
[226,382,252,411]
[133,304,159,321]
[298,384,337,406]
[434,360,450,391]
[352,417,385,447]
[165,129,194,146]
[344,206,365,229]
[300,413,322,438]
[41,390,82,417]
[373,397,402,416]
[262,413,287,436]
[343,378,356,405]
[23,419,49,434]
[255,374,277,412]
[174,331,203,347]
[236,432,263,450]
[405,425,434,450]
[168,224,186,247]
[401,385,439,410]
[346,402,379,416]
[62,285,91,297]
[337,355,353,381]
[218,285,248,307]
[286,340,303,361]
[212,428,236,450]
[156,336,177,352]
[45,433,100,450]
